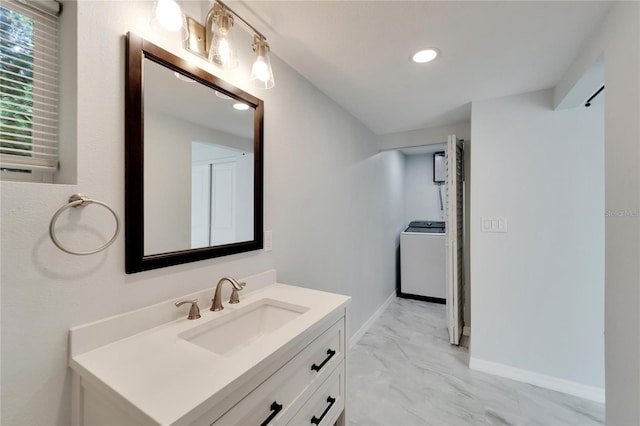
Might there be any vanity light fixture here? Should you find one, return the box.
[207,2,238,69]
[412,48,439,64]
[182,0,275,89]
[250,36,275,89]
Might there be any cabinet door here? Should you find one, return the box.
[210,319,344,426]
[287,361,345,426]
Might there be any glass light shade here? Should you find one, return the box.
[150,0,188,40]
[208,10,238,69]
[250,39,275,89]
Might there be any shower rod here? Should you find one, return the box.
[585,85,605,107]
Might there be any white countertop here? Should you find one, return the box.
[69,283,350,425]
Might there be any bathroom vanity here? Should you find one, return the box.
[69,271,350,425]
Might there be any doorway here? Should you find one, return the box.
[396,135,470,346]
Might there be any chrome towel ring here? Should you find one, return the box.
[49,193,120,255]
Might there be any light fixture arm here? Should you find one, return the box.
[185,0,267,61]
[214,0,267,41]
[182,0,275,88]
[252,35,268,55]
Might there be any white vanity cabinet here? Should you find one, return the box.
[208,319,345,426]
[69,278,350,426]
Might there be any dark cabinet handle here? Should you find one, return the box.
[311,349,336,372]
[310,396,336,425]
[260,401,283,426]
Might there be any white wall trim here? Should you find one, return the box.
[349,291,396,349]
[469,357,605,403]
[463,326,471,336]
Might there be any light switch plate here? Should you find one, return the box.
[263,230,273,251]
[481,217,508,233]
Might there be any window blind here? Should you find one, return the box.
[1,0,60,173]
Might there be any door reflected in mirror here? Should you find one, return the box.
[190,142,254,249]
[143,59,254,256]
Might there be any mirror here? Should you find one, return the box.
[125,33,263,273]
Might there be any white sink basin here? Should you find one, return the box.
[178,298,309,356]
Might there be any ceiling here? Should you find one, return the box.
[233,1,611,135]
[145,57,254,139]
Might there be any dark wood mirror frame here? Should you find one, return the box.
[125,33,264,274]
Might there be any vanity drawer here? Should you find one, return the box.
[210,318,345,426]
[287,360,344,426]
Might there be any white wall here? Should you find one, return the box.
[0,2,403,425]
[555,3,640,421]
[403,153,445,223]
[558,3,639,423]
[144,108,192,253]
[55,0,77,184]
[470,89,605,395]
[601,7,640,418]
[264,61,406,333]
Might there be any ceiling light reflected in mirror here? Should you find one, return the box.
[174,71,195,83]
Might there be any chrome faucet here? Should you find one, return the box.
[211,276,245,312]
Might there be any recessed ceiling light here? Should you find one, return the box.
[233,103,249,111]
[412,49,439,64]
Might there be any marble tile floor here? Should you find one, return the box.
[348,297,604,426]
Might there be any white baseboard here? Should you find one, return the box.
[349,291,396,349]
[463,326,471,336]
[469,357,605,403]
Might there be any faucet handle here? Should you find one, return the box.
[229,282,246,304]
[175,299,201,320]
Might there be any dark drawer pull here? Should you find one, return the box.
[311,349,336,372]
[310,396,336,425]
[260,401,283,426]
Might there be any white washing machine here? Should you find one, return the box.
[400,221,446,302]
